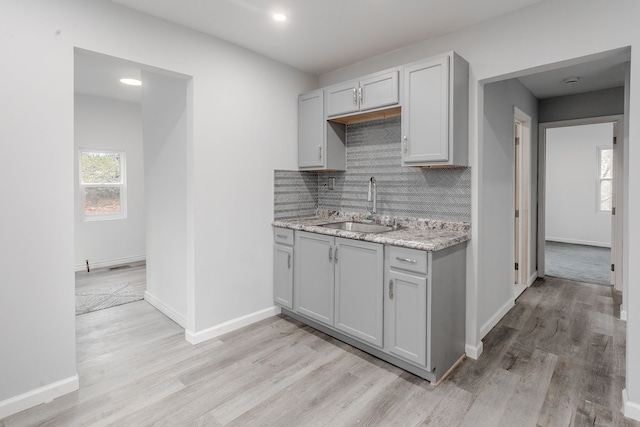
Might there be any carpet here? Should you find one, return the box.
[76,282,144,315]
[545,241,611,286]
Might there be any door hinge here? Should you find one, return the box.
[515,263,519,271]
[515,210,520,218]
[611,264,615,272]
[612,207,616,215]
[515,136,520,145]
[613,136,617,145]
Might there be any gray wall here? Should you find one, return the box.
[480,78,539,334]
[539,86,624,123]
[275,116,471,222]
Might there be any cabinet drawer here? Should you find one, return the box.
[273,227,294,246]
[389,246,427,274]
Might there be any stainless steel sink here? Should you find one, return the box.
[320,221,402,233]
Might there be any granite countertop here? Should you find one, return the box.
[272,210,470,252]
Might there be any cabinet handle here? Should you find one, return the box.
[334,248,338,262]
[358,87,363,104]
[352,88,357,105]
[403,136,408,154]
[276,234,287,239]
[287,254,291,269]
[389,279,394,299]
[396,257,417,264]
[329,246,333,261]
[318,145,322,160]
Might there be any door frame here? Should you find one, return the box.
[538,115,623,290]
[514,107,532,298]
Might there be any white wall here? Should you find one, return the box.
[545,123,613,247]
[74,94,146,270]
[319,0,640,416]
[0,0,316,417]
[539,87,624,123]
[480,78,539,335]
[141,70,189,326]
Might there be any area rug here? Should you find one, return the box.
[76,282,144,315]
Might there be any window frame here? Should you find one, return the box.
[596,145,613,213]
[79,148,127,221]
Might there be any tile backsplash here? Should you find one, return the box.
[274,116,471,222]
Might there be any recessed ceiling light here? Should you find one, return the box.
[273,13,286,22]
[120,78,141,86]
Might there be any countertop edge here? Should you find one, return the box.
[272,218,470,252]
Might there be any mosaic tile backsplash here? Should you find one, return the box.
[274,116,471,222]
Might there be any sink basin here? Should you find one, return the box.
[320,221,402,233]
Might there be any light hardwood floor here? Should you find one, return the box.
[2,276,638,426]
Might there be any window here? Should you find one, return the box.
[79,150,127,220]
[597,147,613,212]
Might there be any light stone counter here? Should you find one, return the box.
[272,210,470,252]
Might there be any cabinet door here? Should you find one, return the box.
[298,90,325,168]
[294,232,334,326]
[401,56,450,165]
[326,80,359,117]
[386,270,428,367]
[359,70,398,112]
[334,238,384,348]
[273,244,293,309]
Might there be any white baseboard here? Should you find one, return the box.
[545,237,611,248]
[621,308,628,321]
[623,389,640,421]
[465,341,484,360]
[185,306,280,345]
[480,299,515,338]
[75,255,146,272]
[144,291,188,329]
[0,374,79,419]
[528,271,538,286]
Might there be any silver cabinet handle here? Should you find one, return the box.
[334,248,338,262]
[287,254,291,269]
[276,234,287,239]
[352,88,357,105]
[396,257,417,263]
[358,87,363,104]
[389,279,394,299]
[403,136,408,154]
[329,246,333,261]
[318,145,322,159]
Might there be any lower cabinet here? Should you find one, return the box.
[273,227,294,309]
[294,231,383,347]
[386,269,427,366]
[276,228,466,382]
[334,238,384,348]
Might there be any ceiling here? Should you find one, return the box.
[76,1,629,103]
[109,0,549,76]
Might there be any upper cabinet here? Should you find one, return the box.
[326,69,399,118]
[401,52,469,167]
[297,52,468,171]
[298,90,346,171]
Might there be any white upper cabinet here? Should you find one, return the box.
[401,52,469,167]
[326,69,399,118]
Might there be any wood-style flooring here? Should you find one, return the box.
[2,276,637,426]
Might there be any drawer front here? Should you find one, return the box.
[273,227,294,246]
[389,246,427,274]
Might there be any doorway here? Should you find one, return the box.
[538,117,622,288]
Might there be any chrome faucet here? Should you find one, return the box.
[367,177,377,215]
